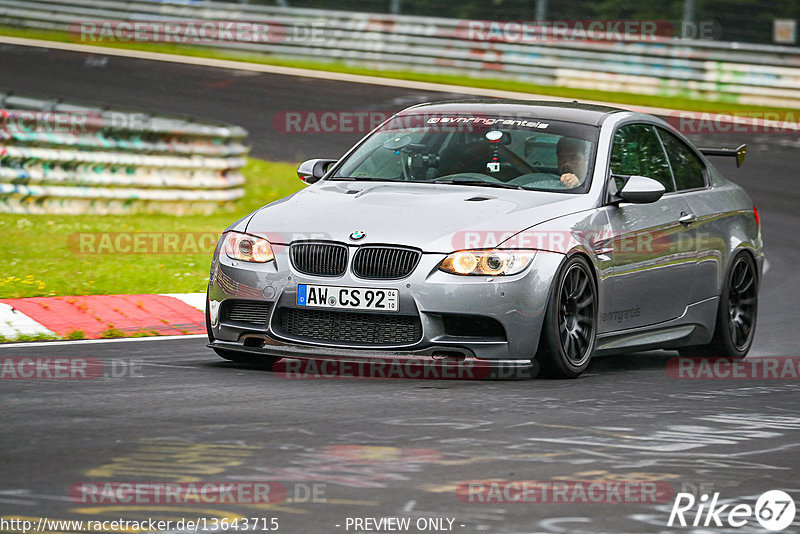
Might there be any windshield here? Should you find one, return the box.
[332,114,599,193]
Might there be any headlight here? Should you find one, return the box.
[439,249,536,276]
[224,232,274,263]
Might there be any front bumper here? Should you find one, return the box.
[208,340,536,380]
[207,244,565,362]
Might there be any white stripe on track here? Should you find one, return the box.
[0,303,56,339]
[161,292,206,312]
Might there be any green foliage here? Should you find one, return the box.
[100,327,127,338]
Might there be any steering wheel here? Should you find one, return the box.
[508,172,569,190]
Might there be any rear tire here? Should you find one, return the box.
[536,256,597,378]
[206,294,278,370]
[678,252,758,358]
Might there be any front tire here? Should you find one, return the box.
[536,256,598,378]
[678,252,758,358]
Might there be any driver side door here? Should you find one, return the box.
[603,123,697,330]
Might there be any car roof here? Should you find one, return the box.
[398,99,629,126]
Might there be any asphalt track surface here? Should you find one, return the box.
[1,43,800,534]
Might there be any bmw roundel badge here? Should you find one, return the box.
[349,230,366,241]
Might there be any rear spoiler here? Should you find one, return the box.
[698,144,747,167]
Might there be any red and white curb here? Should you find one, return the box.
[0,293,205,341]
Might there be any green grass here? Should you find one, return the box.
[2,25,799,117]
[130,330,161,337]
[66,329,86,340]
[0,332,60,342]
[0,158,303,299]
[102,327,162,338]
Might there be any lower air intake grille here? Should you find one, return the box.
[221,300,272,328]
[290,242,348,277]
[278,308,422,345]
[352,246,421,279]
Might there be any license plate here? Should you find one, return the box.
[297,284,399,312]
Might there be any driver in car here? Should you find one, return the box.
[556,137,589,189]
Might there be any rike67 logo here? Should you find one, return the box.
[669,490,796,531]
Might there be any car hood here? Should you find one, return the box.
[245,180,592,253]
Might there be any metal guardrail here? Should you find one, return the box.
[0,91,247,214]
[1,0,799,107]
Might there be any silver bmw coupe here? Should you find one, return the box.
[206,100,762,378]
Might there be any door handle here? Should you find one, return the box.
[593,240,614,256]
[679,212,697,226]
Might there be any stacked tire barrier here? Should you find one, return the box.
[1,0,799,107]
[0,92,247,214]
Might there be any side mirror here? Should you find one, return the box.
[297,159,337,184]
[615,175,666,204]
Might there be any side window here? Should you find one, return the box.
[657,128,706,190]
[610,124,675,193]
